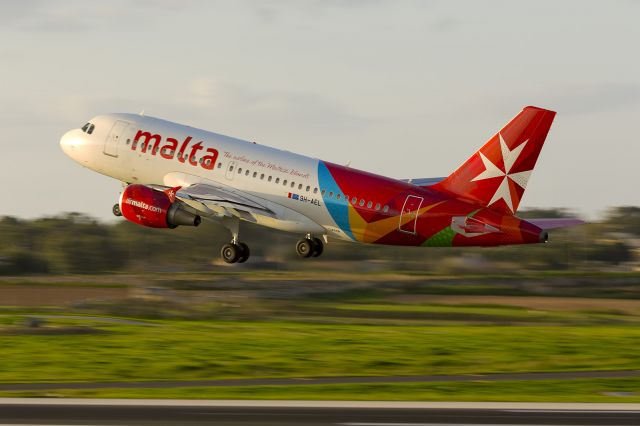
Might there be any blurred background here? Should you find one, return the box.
[1,0,640,402]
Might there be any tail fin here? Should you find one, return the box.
[432,106,556,214]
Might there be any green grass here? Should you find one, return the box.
[2,378,640,402]
[2,319,640,384]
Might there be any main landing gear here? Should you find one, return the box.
[296,236,324,259]
[218,218,326,264]
[219,217,251,264]
[221,241,250,264]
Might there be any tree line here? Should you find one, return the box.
[0,207,638,274]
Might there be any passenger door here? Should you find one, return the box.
[104,120,130,157]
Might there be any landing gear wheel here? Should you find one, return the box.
[296,239,313,258]
[221,243,241,264]
[112,204,122,217]
[221,242,250,264]
[237,242,250,263]
[311,237,324,257]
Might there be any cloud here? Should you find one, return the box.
[0,0,203,32]
[548,83,640,115]
[174,82,375,140]
[239,0,387,23]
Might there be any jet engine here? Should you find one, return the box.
[119,184,201,229]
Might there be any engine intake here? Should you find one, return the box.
[119,184,201,229]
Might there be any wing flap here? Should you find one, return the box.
[149,182,276,221]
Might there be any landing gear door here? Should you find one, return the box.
[399,195,423,234]
[104,120,130,157]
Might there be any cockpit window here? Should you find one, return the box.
[81,123,96,134]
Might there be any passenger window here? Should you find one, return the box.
[268,176,272,182]
[375,203,381,211]
[383,205,389,213]
[306,186,310,192]
[276,177,280,184]
[245,170,250,176]
[313,188,318,194]
[336,194,341,200]
[359,199,365,207]
[367,201,372,209]
[298,184,302,190]
[260,173,265,180]
[329,191,333,198]
[217,163,222,169]
[229,165,234,172]
[283,180,288,186]
[321,189,326,195]
[291,182,295,188]
[253,172,257,178]
[351,197,357,204]
[238,168,242,174]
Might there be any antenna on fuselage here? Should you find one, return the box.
[139,110,145,116]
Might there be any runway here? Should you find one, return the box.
[0,399,639,426]
[2,370,639,391]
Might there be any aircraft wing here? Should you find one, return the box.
[526,218,585,230]
[150,182,276,223]
[401,177,446,186]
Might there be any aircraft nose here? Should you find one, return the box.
[60,129,89,164]
[59,130,72,154]
[59,129,83,158]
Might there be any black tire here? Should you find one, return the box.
[311,237,324,257]
[296,239,313,258]
[112,203,122,217]
[237,242,250,263]
[221,243,240,264]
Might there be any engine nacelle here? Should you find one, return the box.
[119,184,201,229]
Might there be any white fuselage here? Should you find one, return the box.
[60,113,366,240]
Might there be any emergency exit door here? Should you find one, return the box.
[399,195,423,234]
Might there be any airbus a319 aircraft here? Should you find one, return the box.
[60,106,581,263]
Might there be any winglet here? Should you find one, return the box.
[163,186,182,203]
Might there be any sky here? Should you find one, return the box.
[1,0,639,221]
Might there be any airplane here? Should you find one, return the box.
[60,105,582,264]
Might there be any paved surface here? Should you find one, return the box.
[1,370,639,391]
[0,399,639,425]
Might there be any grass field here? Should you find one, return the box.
[2,318,640,382]
[3,378,640,402]
[1,272,640,401]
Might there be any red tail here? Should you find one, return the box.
[432,106,556,214]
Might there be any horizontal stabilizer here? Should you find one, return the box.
[527,218,585,230]
[401,177,446,186]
